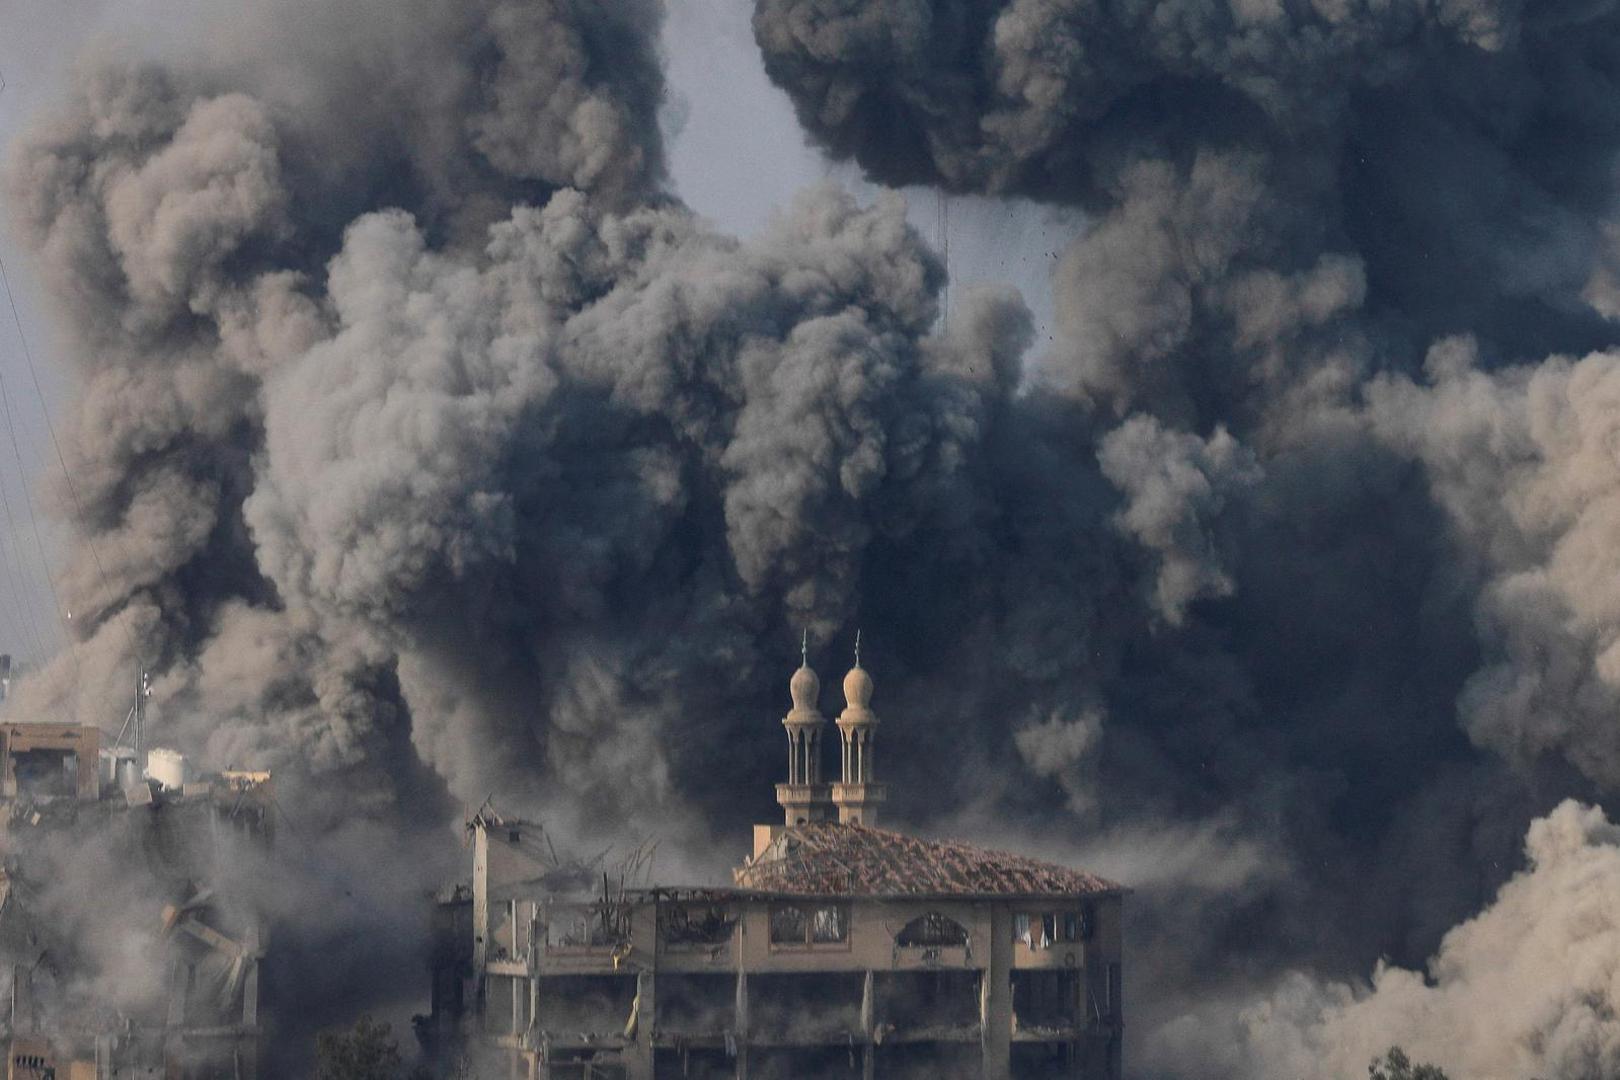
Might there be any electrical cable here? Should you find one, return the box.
[0,251,139,662]
[0,360,78,708]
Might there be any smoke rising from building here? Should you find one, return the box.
[747,0,1620,1074]
[5,0,1620,1073]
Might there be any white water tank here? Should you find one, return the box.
[99,748,139,790]
[144,748,189,792]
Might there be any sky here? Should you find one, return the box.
[0,0,77,665]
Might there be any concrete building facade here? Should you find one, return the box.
[432,648,1124,1080]
[0,724,100,802]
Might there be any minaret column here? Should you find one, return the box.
[833,632,888,827]
[775,633,835,826]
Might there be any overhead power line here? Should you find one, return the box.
[0,251,141,668]
[0,352,75,691]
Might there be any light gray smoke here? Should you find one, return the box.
[10,0,1620,1074]
[1148,800,1620,1079]
[1364,341,1620,790]
[1097,415,1261,625]
[2,0,1054,1063]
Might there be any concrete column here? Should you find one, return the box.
[734,970,750,1080]
[242,960,259,1027]
[983,907,1012,1080]
[10,963,32,1032]
[627,970,654,1080]
[472,827,490,971]
[0,731,14,798]
[861,966,877,1078]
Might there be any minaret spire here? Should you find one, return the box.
[775,631,835,827]
[834,634,887,826]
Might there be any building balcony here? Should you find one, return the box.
[871,1021,981,1045]
[891,943,973,970]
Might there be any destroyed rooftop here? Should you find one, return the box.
[480,817,1123,902]
[731,822,1123,899]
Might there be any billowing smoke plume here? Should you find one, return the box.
[1365,342,1620,788]
[2,0,1049,1058]
[1150,800,1620,1079]
[752,0,1620,1075]
[752,0,1620,422]
[240,181,1026,826]
[10,0,1620,1073]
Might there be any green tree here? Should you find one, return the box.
[1369,1046,1450,1080]
[315,1015,431,1080]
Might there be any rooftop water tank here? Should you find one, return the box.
[144,748,189,792]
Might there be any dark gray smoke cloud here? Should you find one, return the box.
[238,182,1029,829]
[2,0,672,781]
[754,0,1620,418]
[752,0,1620,1075]
[1,0,1063,1061]
[1,0,673,1063]
[9,0,1620,1074]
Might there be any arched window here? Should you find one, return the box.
[896,911,969,947]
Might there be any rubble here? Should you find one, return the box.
[0,711,273,1080]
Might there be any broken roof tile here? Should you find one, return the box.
[732,823,1122,898]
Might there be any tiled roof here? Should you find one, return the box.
[733,822,1122,898]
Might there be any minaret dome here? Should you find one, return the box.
[841,664,873,718]
[790,662,820,714]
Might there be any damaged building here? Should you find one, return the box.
[0,709,273,1080]
[0,724,100,804]
[425,648,1124,1079]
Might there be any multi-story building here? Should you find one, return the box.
[431,645,1125,1079]
[0,729,272,1080]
